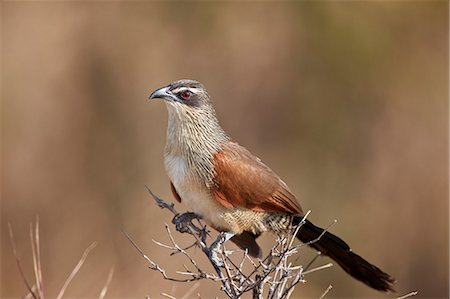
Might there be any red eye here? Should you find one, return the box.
[180,90,192,100]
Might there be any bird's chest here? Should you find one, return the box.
[164,153,274,235]
[164,153,228,226]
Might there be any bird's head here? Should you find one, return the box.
[149,79,227,144]
[149,79,212,109]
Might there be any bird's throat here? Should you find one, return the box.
[164,102,228,186]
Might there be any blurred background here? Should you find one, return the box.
[2,2,448,299]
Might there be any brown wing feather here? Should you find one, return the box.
[211,142,303,214]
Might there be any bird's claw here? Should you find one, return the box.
[172,212,199,233]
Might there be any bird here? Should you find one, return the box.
[149,79,395,292]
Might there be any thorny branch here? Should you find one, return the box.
[124,187,334,299]
[125,187,418,299]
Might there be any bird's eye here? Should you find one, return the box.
[180,90,192,100]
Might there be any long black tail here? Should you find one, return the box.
[295,217,396,292]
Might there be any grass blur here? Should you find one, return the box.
[2,2,448,299]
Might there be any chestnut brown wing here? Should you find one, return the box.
[211,142,303,215]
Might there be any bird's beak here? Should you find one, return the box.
[149,86,177,102]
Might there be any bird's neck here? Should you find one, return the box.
[164,102,229,183]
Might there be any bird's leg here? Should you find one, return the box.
[172,212,201,233]
[209,232,235,267]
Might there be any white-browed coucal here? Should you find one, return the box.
[149,79,395,292]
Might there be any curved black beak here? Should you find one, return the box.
[149,86,178,102]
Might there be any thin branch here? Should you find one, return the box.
[224,253,253,285]
[303,251,322,272]
[288,211,311,249]
[136,187,336,299]
[35,218,44,299]
[319,285,333,299]
[396,291,418,299]
[23,285,37,299]
[8,223,38,299]
[302,263,333,275]
[29,221,43,299]
[123,229,212,283]
[221,250,239,296]
[98,267,115,299]
[122,229,155,266]
[56,242,97,299]
[152,239,176,251]
[173,242,198,255]
[281,269,303,299]
[146,185,178,215]
[306,219,337,246]
[164,224,207,278]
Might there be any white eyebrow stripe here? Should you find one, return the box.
[172,87,200,94]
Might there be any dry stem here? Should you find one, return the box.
[124,187,335,299]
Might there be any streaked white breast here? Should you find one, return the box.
[164,153,230,230]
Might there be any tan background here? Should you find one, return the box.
[2,2,448,299]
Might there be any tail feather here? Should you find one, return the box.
[295,217,396,292]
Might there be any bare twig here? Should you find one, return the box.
[98,267,115,299]
[29,218,44,299]
[129,187,339,299]
[123,229,212,283]
[303,251,322,272]
[56,242,97,299]
[319,285,333,299]
[10,220,106,299]
[302,263,333,275]
[305,219,337,247]
[396,291,418,299]
[122,229,155,265]
[23,285,38,299]
[145,185,178,215]
[29,224,41,299]
[8,223,38,299]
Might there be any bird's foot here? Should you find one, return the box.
[172,212,200,233]
[209,232,235,268]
